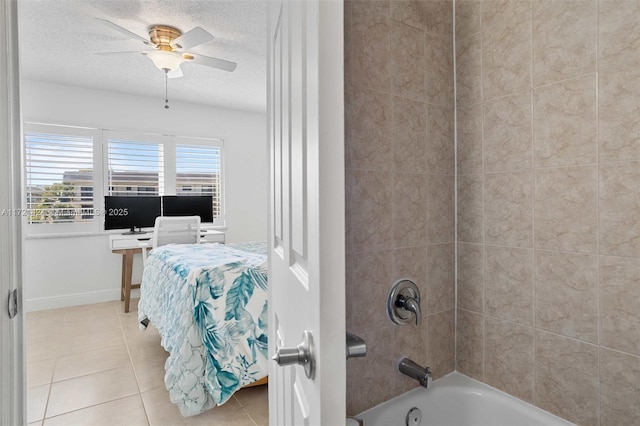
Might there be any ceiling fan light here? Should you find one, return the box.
[147,50,184,72]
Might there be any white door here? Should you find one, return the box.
[0,0,25,424]
[267,0,345,425]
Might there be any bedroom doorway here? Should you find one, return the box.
[16,1,272,424]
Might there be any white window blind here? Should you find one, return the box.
[24,130,94,224]
[176,144,223,219]
[107,139,164,196]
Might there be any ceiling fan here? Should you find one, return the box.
[95,18,237,79]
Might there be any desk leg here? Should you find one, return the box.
[123,249,134,313]
[120,254,127,301]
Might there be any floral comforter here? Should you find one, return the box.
[138,241,268,417]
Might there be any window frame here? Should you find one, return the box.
[23,123,103,236]
[23,123,226,237]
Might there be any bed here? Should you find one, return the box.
[138,241,268,417]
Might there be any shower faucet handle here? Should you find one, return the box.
[387,279,422,326]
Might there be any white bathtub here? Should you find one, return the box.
[353,372,575,426]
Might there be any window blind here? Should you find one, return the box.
[176,144,222,218]
[107,139,164,196]
[24,131,94,224]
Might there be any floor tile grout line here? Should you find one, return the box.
[117,302,154,426]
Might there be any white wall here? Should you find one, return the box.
[22,80,267,311]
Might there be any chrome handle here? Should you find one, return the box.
[272,330,316,379]
[388,279,422,326]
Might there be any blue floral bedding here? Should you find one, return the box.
[138,241,268,417]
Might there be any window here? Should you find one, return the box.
[106,135,164,197]
[176,143,223,219]
[23,125,224,234]
[24,125,97,225]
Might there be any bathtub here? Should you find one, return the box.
[353,372,575,426]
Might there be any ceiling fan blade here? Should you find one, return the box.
[167,66,183,79]
[95,50,148,56]
[184,53,237,72]
[171,27,214,51]
[95,18,150,45]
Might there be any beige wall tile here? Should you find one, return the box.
[483,92,532,172]
[344,2,352,86]
[346,327,396,415]
[426,175,455,244]
[345,171,354,255]
[598,0,640,72]
[351,170,393,253]
[600,348,640,426]
[427,309,455,379]
[456,102,483,175]
[484,171,533,247]
[456,309,483,380]
[455,0,482,39]
[484,245,534,326]
[391,22,425,101]
[533,75,597,167]
[535,331,599,426]
[599,162,640,257]
[425,33,454,107]
[426,243,455,314]
[427,104,454,175]
[456,32,482,106]
[534,251,598,343]
[391,0,452,36]
[457,243,484,313]
[347,86,392,171]
[600,255,640,356]
[599,69,640,162]
[484,316,535,402]
[351,1,391,93]
[457,174,483,243]
[532,0,596,87]
[392,174,427,247]
[482,0,532,100]
[534,166,597,253]
[349,250,393,334]
[392,97,426,173]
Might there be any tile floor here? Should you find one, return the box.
[26,299,268,426]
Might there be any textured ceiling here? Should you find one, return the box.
[18,0,267,112]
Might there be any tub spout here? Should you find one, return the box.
[398,357,432,388]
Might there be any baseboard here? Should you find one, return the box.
[25,288,141,312]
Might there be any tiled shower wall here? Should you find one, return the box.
[455,1,640,425]
[344,0,456,415]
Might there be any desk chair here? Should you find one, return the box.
[140,215,201,264]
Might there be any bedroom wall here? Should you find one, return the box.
[21,80,267,311]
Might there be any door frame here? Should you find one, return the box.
[0,0,25,424]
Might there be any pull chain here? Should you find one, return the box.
[164,70,170,109]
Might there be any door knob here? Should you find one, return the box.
[272,330,316,379]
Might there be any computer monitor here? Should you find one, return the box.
[162,195,214,223]
[104,196,161,234]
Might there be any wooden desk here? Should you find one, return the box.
[111,247,142,313]
[109,230,225,313]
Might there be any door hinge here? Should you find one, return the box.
[7,288,18,319]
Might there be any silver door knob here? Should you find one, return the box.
[272,330,316,379]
